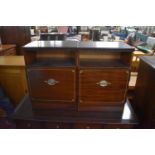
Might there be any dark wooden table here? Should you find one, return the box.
[12,95,138,129]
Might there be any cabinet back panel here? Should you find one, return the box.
[36,50,75,60]
[80,51,121,60]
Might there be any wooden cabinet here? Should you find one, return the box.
[23,41,134,112]
[0,44,16,55]
[0,26,31,55]
[134,56,155,128]
[0,56,28,106]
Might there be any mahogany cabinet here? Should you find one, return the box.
[134,56,155,128]
[23,41,134,113]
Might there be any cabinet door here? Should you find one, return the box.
[27,68,76,102]
[79,69,129,106]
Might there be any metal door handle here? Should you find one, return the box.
[44,79,59,86]
[96,80,111,87]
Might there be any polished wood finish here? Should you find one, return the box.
[24,51,37,66]
[0,56,28,106]
[0,56,25,66]
[0,44,16,55]
[23,41,134,112]
[79,69,129,105]
[134,56,155,128]
[79,50,130,68]
[27,68,76,102]
[0,26,31,55]
[36,50,75,60]
[121,52,133,67]
[12,95,138,129]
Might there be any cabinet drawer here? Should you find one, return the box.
[79,69,129,105]
[27,68,76,102]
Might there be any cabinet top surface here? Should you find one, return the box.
[0,56,25,66]
[141,56,155,69]
[23,41,134,51]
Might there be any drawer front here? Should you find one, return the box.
[27,68,76,102]
[79,69,129,105]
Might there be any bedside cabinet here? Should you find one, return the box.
[23,41,134,113]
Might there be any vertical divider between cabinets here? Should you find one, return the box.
[75,50,80,111]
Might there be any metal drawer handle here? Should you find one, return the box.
[96,80,111,87]
[44,79,59,86]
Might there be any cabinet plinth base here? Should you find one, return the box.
[31,100,76,111]
[31,100,124,116]
[78,105,124,112]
